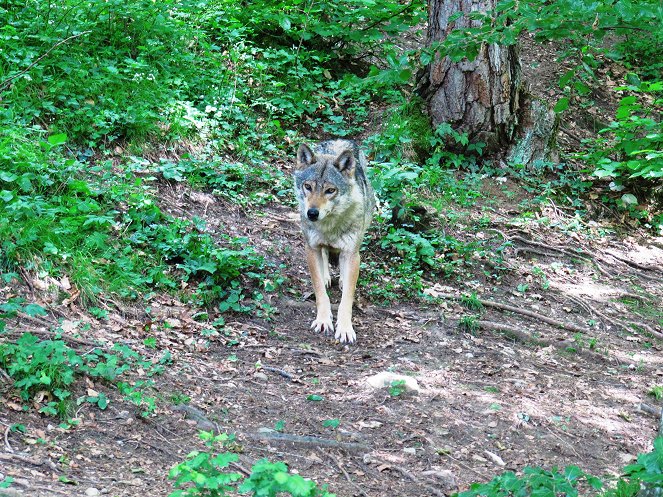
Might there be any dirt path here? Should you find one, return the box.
[2,177,661,497]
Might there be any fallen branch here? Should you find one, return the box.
[4,424,13,453]
[5,324,99,347]
[171,404,217,433]
[261,365,294,380]
[244,431,369,453]
[568,295,663,341]
[0,453,58,472]
[639,403,663,419]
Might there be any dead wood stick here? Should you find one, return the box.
[4,424,13,453]
[568,295,663,341]
[0,31,92,92]
[0,452,58,471]
[4,326,98,347]
[261,365,294,380]
[639,403,663,419]
[0,32,92,92]
[244,431,369,452]
[438,293,588,334]
[322,450,368,497]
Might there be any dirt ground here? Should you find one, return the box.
[1,37,662,497]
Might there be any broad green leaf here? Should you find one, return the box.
[554,97,569,113]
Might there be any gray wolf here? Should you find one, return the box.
[294,139,375,343]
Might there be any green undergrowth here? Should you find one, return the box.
[0,324,169,418]
[359,97,500,302]
[169,431,335,497]
[154,156,291,207]
[165,431,663,497]
[456,437,663,497]
[0,128,274,310]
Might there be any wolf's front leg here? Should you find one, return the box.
[336,250,360,343]
[306,245,334,334]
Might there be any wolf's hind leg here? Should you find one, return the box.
[321,247,331,288]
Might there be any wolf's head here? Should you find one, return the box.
[294,143,356,222]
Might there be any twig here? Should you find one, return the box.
[322,450,368,497]
[4,326,98,347]
[508,235,612,278]
[639,403,662,418]
[4,424,13,453]
[365,456,445,497]
[243,431,369,453]
[0,452,58,472]
[261,365,294,380]
[0,31,92,92]
[568,295,663,341]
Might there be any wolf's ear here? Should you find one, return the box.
[334,149,355,177]
[297,144,316,169]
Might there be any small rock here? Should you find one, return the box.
[403,447,416,455]
[365,372,420,393]
[254,372,268,381]
[422,468,457,491]
[258,427,275,434]
[86,488,101,496]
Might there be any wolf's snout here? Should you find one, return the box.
[307,208,319,221]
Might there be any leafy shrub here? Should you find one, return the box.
[0,128,271,307]
[0,332,168,417]
[169,432,335,497]
[455,438,663,497]
[581,79,662,182]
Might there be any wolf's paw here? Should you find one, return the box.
[335,320,356,344]
[311,315,334,335]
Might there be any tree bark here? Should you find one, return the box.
[418,0,558,166]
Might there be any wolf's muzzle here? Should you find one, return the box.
[307,208,319,221]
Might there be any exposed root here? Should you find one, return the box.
[244,431,370,453]
[438,293,588,334]
[475,320,612,363]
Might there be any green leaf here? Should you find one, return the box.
[323,419,340,429]
[558,69,575,88]
[621,193,638,206]
[0,172,18,182]
[23,304,47,317]
[48,133,67,146]
[0,190,14,202]
[554,97,569,113]
[306,394,323,401]
[279,16,291,31]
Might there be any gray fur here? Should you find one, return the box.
[294,140,375,252]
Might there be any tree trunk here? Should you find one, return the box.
[418,0,557,166]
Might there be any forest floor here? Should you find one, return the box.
[1,38,662,497]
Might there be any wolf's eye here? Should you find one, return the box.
[325,188,336,195]
[304,183,312,192]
